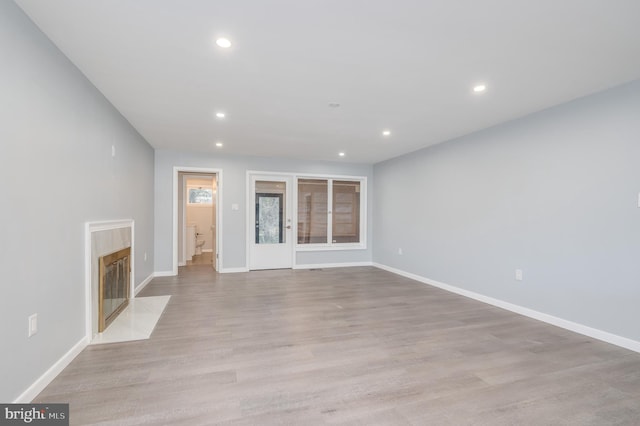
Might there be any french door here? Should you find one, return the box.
[249,175,293,270]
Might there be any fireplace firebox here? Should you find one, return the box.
[98,247,131,332]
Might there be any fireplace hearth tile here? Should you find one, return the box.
[91,295,170,345]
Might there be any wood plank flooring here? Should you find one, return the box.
[186,252,214,266]
[35,266,640,425]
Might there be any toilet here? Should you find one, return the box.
[195,236,205,255]
[188,224,206,257]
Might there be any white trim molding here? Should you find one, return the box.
[295,244,367,252]
[293,261,373,270]
[135,272,155,296]
[153,270,176,277]
[14,336,89,403]
[219,267,250,274]
[373,263,640,354]
[221,263,372,272]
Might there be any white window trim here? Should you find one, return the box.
[294,175,367,251]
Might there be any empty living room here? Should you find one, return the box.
[2,0,640,424]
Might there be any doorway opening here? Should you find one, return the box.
[173,167,222,274]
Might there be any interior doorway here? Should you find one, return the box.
[173,167,222,274]
[180,173,217,268]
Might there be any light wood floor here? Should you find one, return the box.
[35,266,640,425]
[186,252,214,266]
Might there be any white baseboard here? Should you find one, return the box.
[178,261,186,267]
[14,336,89,403]
[222,262,373,273]
[134,272,154,296]
[219,267,249,273]
[373,263,640,354]
[153,270,175,277]
[293,261,373,270]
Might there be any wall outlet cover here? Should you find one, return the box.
[515,269,523,281]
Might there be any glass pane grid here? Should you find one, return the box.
[297,178,362,245]
[297,179,328,244]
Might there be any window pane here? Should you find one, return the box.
[332,180,360,243]
[189,188,213,204]
[255,180,286,244]
[256,194,283,244]
[297,179,328,244]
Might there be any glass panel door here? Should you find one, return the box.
[249,177,293,270]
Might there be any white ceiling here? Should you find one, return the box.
[16,0,640,164]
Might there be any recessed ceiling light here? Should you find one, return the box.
[215,112,226,119]
[216,38,231,48]
[339,152,345,157]
[473,84,487,93]
[382,130,391,136]
[215,142,223,147]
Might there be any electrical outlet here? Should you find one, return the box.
[28,313,38,337]
[398,248,403,255]
[111,145,116,157]
[515,269,523,281]
[144,252,147,261]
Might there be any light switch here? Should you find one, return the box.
[231,204,239,211]
[28,313,38,337]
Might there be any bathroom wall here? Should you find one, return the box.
[186,206,214,251]
[185,176,215,252]
[0,1,155,402]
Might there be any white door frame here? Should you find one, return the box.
[246,171,295,270]
[173,167,223,274]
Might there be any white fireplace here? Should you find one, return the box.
[85,220,135,340]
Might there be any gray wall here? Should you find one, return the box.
[154,150,373,272]
[0,1,155,402]
[373,80,640,342]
